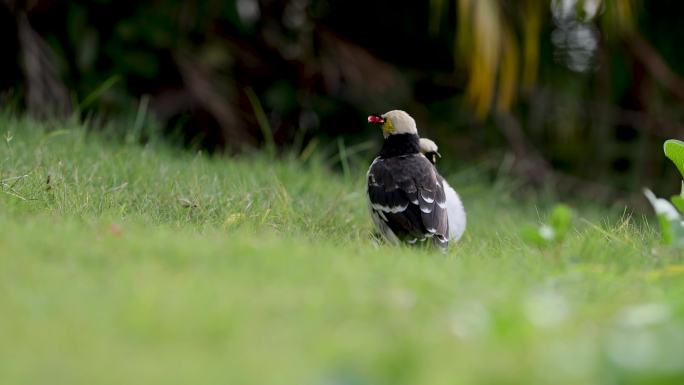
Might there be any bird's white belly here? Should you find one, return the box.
[443,179,466,241]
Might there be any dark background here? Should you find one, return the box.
[2,0,684,201]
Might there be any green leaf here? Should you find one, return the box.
[549,204,573,241]
[656,215,684,247]
[644,188,684,246]
[671,219,684,248]
[671,195,684,213]
[664,140,684,179]
[520,225,549,247]
[520,204,575,248]
[658,213,674,245]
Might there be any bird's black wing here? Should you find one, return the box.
[367,155,449,248]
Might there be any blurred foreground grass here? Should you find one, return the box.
[1,114,684,385]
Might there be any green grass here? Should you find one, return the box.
[1,114,684,385]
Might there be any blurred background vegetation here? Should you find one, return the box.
[2,0,684,201]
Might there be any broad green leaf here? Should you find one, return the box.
[664,140,684,179]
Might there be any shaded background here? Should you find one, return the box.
[2,0,684,201]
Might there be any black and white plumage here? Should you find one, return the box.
[366,110,449,249]
[419,138,466,242]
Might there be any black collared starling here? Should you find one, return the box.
[366,110,449,249]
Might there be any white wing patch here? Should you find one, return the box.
[420,191,434,203]
[372,203,408,213]
[376,209,388,221]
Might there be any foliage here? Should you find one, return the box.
[645,139,684,247]
[521,203,574,247]
[664,140,684,180]
[4,0,684,195]
[430,0,639,117]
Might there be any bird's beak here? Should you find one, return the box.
[367,115,385,124]
[427,151,441,164]
[432,152,441,164]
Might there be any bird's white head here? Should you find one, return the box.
[418,138,438,154]
[418,138,441,164]
[368,110,418,138]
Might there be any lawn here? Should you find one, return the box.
[1,114,683,385]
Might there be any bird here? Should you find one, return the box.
[366,110,450,249]
[418,138,466,242]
